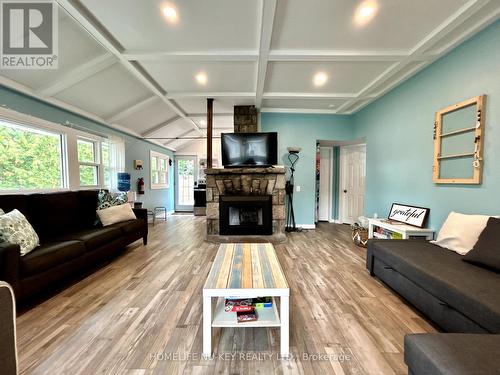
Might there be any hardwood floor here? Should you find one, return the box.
[16,217,435,374]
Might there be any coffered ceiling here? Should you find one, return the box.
[0,0,499,151]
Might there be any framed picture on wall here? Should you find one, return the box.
[388,203,430,228]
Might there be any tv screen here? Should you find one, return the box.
[221,132,278,167]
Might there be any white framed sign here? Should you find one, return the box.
[388,203,430,228]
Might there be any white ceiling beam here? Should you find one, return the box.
[56,0,204,137]
[261,107,338,114]
[122,50,258,62]
[175,138,203,150]
[38,53,116,97]
[255,0,278,108]
[336,0,491,114]
[141,116,182,137]
[433,3,500,56]
[0,75,175,151]
[263,92,372,100]
[106,96,157,123]
[164,129,198,146]
[268,50,427,62]
[165,92,255,99]
[187,113,233,118]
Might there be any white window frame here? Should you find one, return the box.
[0,107,110,194]
[150,150,170,190]
[77,137,102,188]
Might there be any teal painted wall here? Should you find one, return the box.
[261,113,354,225]
[0,86,174,211]
[353,20,500,230]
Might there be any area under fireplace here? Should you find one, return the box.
[219,195,272,235]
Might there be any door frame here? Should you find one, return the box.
[174,155,198,211]
[317,146,333,222]
[338,143,366,224]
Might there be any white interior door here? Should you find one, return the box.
[318,147,332,221]
[339,144,366,224]
[175,155,197,211]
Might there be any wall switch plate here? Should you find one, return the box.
[296,185,301,192]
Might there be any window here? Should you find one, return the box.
[0,120,65,190]
[0,107,122,193]
[151,151,169,189]
[77,138,100,186]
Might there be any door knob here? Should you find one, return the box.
[343,189,347,193]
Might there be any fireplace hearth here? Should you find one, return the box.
[220,196,272,235]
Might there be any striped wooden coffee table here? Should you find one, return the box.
[203,243,290,358]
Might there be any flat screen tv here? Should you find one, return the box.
[221,132,278,167]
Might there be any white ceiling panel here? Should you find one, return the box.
[265,61,392,93]
[140,61,256,92]
[54,64,152,118]
[262,98,349,111]
[0,8,107,90]
[271,0,470,51]
[172,98,255,115]
[191,116,234,129]
[166,130,200,149]
[151,118,194,138]
[116,99,177,134]
[80,0,260,52]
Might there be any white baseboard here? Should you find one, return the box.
[297,224,316,229]
[328,219,342,224]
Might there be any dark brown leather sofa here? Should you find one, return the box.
[0,190,147,302]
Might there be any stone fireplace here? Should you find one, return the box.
[205,166,286,242]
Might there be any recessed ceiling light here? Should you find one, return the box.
[162,5,178,23]
[328,104,335,108]
[313,72,328,87]
[195,72,208,85]
[354,0,378,26]
[200,119,207,126]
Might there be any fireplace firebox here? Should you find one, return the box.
[219,195,272,235]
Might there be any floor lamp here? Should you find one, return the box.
[286,147,301,232]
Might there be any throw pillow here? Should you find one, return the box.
[97,190,128,210]
[95,190,128,225]
[431,212,491,255]
[97,203,136,227]
[0,209,39,256]
[463,217,500,272]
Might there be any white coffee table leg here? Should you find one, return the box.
[280,296,289,358]
[203,296,212,358]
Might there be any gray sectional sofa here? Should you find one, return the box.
[367,239,500,375]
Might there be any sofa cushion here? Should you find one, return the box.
[28,191,80,241]
[21,241,85,276]
[56,227,122,251]
[370,240,500,332]
[404,333,500,375]
[0,194,30,221]
[109,219,146,235]
[463,217,500,273]
[77,190,99,229]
